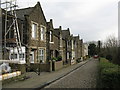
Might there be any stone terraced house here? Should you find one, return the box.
[47,19,60,60]
[14,2,49,64]
[1,1,87,72]
[61,29,72,65]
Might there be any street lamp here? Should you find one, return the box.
[98,40,101,61]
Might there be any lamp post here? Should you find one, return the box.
[98,40,101,61]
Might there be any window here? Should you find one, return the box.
[72,40,74,49]
[67,52,69,59]
[38,49,45,63]
[41,26,46,41]
[74,41,77,47]
[60,35,62,47]
[72,51,75,59]
[50,31,53,42]
[67,41,70,47]
[19,53,24,58]
[11,54,17,59]
[32,22,37,39]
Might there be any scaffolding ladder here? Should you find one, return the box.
[1,0,23,63]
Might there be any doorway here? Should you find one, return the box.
[30,51,34,63]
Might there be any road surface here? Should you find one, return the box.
[45,59,99,88]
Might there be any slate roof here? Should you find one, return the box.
[53,28,60,37]
[72,36,79,42]
[15,2,46,21]
[15,7,33,20]
[62,30,70,39]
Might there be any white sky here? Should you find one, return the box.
[2,0,119,42]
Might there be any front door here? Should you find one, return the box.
[30,51,34,63]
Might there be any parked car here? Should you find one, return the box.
[93,55,99,59]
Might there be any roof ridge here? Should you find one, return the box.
[16,7,34,11]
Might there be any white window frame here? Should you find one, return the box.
[60,34,62,47]
[40,25,46,41]
[38,49,45,63]
[31,21,38,39]
[19,53,24,59]
[72,51,75,59]
[67,52,69,59]
[72,40,74,49]
[50,31,53,42]
[11,53,17,59]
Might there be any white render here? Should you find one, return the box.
[7,47,26,64]
[83,43,88,57]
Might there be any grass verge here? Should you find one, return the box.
[97,58,120,88]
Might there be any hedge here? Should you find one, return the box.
[98,58,120,88]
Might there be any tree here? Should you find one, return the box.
[88,43,97,56]
[101,35,119,64]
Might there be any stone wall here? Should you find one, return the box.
[9,64,26,74]
[29,63,50,72]
[53,61,63,71]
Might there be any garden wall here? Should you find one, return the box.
[53,61,63,71]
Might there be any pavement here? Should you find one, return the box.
[2,58,92,89]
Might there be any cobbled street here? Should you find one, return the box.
[45,59,99,88]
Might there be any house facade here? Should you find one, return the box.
[61,29,72,65]
[47,19,60,60]
[83,43,88,58]
[16,2,49,64]
[1,2,49,65]
[1,1,88,72]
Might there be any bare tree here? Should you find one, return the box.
[102,35,119,64]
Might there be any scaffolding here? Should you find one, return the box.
[1,0,22,62]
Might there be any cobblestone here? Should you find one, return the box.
[45,59,99,88]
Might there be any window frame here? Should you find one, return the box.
[60,34,63,47]
[31,21,38,40]
[11,53,17,59]
[50,30,53,42]
[38,49,45,63]
[40,25,46,41]
[67,52,70,59]
[19,53,25,59]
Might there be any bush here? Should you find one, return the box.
[106,54,112,62]
[51,56,62,62]
[76,58,81,63]
[98,58,120,88]
[51,57,57,61]
[57,56,62,61]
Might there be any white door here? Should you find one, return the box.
[30,51,34,63]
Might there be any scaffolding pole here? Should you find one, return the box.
[1,0,23,62]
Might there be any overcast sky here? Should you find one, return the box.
[7,0,119,42]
